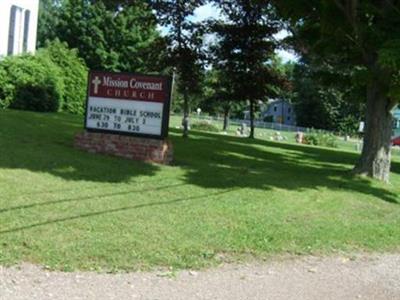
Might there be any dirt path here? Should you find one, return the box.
[1,254,400,300]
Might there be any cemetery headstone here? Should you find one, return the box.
[295,131,304,144]
[240,123,248,136]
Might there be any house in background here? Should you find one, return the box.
[392,106,400,137]
[261,99,296,126]
[0,0,39,57]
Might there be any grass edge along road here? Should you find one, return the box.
[0,109,399,272]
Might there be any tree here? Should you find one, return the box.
[275,1,400,182]
[211,0,283,138]
[292,61,365,135]
[37,0,64,47]
[201,69,240,131]
[150,0,205,138]
[39,0,164,73]
[268,55,295,101]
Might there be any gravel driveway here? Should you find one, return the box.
[1,254,399,300]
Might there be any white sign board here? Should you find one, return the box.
[85,71,172,139]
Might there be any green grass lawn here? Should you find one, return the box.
[170,114,299,140]
[170,115,367,153]
[0,109,400,272]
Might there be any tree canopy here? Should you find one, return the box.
[150,0,206,138]
[211,0,284,138]
[39,0,165,73]
[37,0,400,181]
[274,0,400,181]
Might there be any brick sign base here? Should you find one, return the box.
[74,131,173,164]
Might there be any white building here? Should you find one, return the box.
[0,0,39,56]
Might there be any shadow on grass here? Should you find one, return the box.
[0,110,160,183]
[0,111,398,206]
[0,183,186,214]
[170,129,399,204]
[0,189,235,234]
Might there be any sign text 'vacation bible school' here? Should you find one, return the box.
[85,71,172,139]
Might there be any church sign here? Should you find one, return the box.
[85,71,172,139]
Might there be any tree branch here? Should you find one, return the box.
[334,0,370,65]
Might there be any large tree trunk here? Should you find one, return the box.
[353,80,393,182]
[223,106,230,131]
[249,99,255,139]
[182,88,189,138]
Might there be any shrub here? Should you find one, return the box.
[0,67,14,108]
[40,40,88,114]
[14,84,61,112]
[0,41,87,113]
[0,54,64,112]
[191,121,220,132]
[303,130,338,148]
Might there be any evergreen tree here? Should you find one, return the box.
[200,69,239,131]
[211,0,283,138]
[150,0,205,138]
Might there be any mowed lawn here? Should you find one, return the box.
[0,109,399,272]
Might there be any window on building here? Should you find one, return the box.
[393,119,400,129]
[23,10,31,52]
[287,116,291,121]
[288,107,291,113]
[274,106,277,112]
[7,6,17,55]
[7,5,25,55]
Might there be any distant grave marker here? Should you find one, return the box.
[75,71,174,164]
